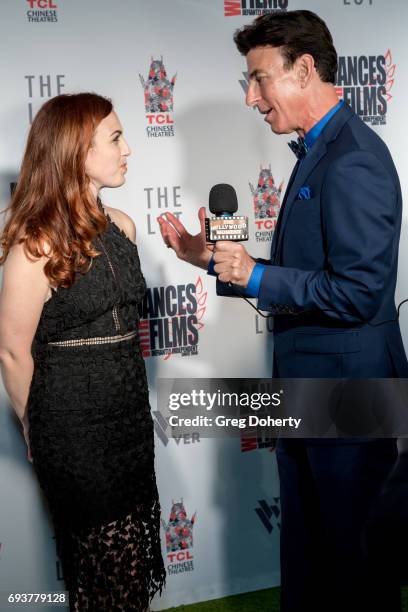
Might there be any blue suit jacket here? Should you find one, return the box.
[218,103,408,379]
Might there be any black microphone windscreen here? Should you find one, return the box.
[209,184,238,215]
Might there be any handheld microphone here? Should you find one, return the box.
[205,184,249,242]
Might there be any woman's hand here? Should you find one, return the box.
[21,416,33,463]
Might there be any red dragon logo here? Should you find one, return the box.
[139,57,177,113]
[162,500,197,552]
[250,165,283,226]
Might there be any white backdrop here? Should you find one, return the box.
[0,1,407,610]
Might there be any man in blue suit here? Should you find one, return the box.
[158,10,408,611]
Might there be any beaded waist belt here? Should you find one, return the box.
[47,329,138,347]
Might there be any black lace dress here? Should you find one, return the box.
[26,209,165,611]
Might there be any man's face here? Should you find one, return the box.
[246,46,303,135]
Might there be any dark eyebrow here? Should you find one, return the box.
[110,130,122,137]
[248,69,265,80]
[249,68,263,79]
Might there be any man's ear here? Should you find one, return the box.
[296,54,315,88]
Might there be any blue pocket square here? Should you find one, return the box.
[297,186,312,200]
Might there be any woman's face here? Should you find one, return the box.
[85,111,131,196]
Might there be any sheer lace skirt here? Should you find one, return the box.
[56,501,165,612]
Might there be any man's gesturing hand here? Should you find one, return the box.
[213,241,255,287]
[158,207,213,270]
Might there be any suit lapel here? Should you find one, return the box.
[270,160,299,262]
[274,144,327,261]
[273,103,355,264]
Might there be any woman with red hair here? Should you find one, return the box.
[0,93,165,611]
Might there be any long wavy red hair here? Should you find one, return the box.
[0,93,114,287]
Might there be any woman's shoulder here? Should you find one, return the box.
[3,239,52,301]
[104,206,136,242]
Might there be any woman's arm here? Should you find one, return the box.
[0,242,50,427]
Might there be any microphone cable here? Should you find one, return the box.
[228,283,408,328]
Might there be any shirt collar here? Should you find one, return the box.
[304,99,344,151]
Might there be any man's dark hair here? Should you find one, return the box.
[234,10,338,84]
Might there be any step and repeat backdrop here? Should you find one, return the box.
[0,1,407,610]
